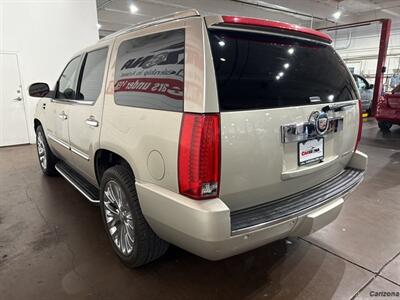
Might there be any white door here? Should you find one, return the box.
[0,53,29,146]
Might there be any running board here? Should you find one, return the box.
[55,161,100,203]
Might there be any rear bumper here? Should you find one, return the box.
[136,151,367,260]
[376,97,400,123]
[376,107,400,123]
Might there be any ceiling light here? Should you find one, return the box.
[288,48,294,55]
[278,72,284,77]
[276,75,281,80]
[328,95,335,101]
[332,10,342,20]
[218,41,225,47]
[129,3,138,14]
[284,63,290,69]
[97,23,102,29]
[220,58,226,62]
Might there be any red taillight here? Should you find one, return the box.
[178,113,220,200]
[355,99,363,150]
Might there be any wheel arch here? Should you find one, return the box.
[34,118,42,131]
[94,148,137,184]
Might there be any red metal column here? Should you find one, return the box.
[318,19,392,116]
[371,19,391,116]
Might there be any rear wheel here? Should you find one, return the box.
[36,125,58,176]
[99,165,169,268]
[378,121,392,132]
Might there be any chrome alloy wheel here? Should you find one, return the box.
[37,131,47,170]
[103,180,135,256]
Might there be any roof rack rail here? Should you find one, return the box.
[101,9,200,40]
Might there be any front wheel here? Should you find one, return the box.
[99,165,169,268]
[36,125,58,176]
[378,121,392,132]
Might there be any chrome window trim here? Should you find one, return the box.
[281,117,344,143]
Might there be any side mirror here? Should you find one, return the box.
[63,88,75,99]
[29,82,50,97]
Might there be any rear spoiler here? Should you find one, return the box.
[205,15,332,44]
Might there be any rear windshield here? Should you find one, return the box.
[208,29,358,111]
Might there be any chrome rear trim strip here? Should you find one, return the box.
[281,117,343,143]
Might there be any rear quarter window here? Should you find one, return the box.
[114,29,185,111]
[208,29,358,111]
[78,47,108,102]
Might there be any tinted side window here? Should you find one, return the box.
[114,29,185,111]
[78,47,108,101]
[357,76,367,90]
[57,56,81,99]
[209,30,358,111]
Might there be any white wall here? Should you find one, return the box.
[0,0,99,143]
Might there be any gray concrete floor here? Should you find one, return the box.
[0,119,399,300]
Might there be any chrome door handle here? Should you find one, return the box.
[58,112,68,120]
[13,97,22,101]
[85,117,99,127]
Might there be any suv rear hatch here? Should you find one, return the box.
[207,17,360,211]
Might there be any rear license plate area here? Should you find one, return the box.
[298,138,324,166]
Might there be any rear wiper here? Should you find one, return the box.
[322,102,356,113]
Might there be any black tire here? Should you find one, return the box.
[99,165,169,268]
[378,121,392,132]
[36,125,58,176]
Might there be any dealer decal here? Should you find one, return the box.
[114,78,183,100]
[114,30,185,110]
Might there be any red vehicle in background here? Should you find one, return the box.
[376,85,400,131]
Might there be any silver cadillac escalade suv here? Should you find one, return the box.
[29,10,367,267]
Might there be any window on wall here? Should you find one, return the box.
[57,56,81,100]
[114,29,185,111]
[78,47,108,101]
